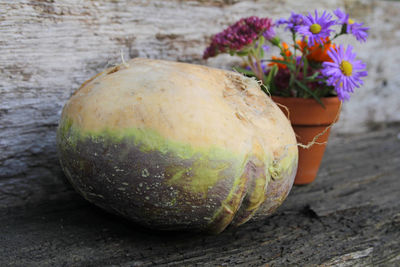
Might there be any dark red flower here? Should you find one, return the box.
[203,16,274,59]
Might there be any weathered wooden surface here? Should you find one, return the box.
[1,0,400,181]
[1,1,400,265]
[1,125,399,266]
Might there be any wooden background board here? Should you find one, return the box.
[1,125,399,266]
[1,0,400,181]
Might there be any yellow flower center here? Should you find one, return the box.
[348,18,355,25]
[340,60,353,76]
[310,23,322,34]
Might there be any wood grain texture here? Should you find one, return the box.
[1,125,399,266]
[0,3,399,264]
[1,0,400,180]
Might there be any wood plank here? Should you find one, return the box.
[1,125,399,266]
[2,0,400,181]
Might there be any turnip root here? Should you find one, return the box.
[57,58,298,233]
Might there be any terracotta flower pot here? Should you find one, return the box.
[271,96,341,185]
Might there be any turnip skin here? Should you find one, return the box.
[57,58,298,233]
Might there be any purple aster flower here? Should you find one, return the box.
[295,10,336,47]
[295,56,303,67]
[333,8,349,24]
[276,12,304,31]
[349,23,369,42]
[255,41,270,52]
[263,26,276,40]
[334,8,369,42]
[260,61,268,72]
[321,44,368,100]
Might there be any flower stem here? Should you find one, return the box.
[255,59,264,83]
[247,53,264,83]
[292,31,297,58]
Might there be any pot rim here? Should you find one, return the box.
[271,96,342,126]
[271,95,341,105]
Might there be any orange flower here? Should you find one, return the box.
[297,37,335,62]
[269,42,292,69]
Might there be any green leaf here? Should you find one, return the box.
[302,56,309,77]
[266,75,277,95]
[236,50,249,57]
[265,64,278,86]
[294,79,325,108]
[249,47,257,57]
[302,46,310,56]
[259,48,264,59]
[258,36,265,58]
[289,72,295,88]
[271,64,279,76]
[232,66,256,77]
[270,36,280,46]
[261,84,270,95]
[268,59,296,72]
[258,36,265,47]
[305,71,320,81]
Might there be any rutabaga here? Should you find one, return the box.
[57,58,298,234]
